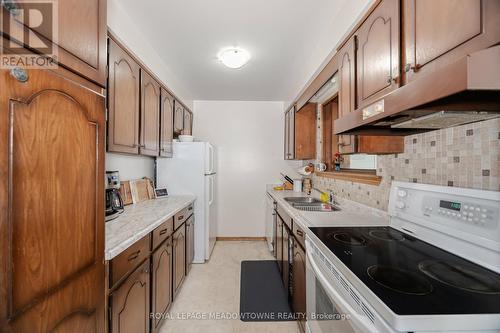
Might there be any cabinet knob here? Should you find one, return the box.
[10,67,29,82]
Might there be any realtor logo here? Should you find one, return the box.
[0,0,58,69]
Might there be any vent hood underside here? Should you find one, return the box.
[334,46,500,136]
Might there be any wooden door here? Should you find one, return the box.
[356,0,399,108]
[282,225,290,295]
[140,70,160,156]
[338,36,357,118]
[110,261,150,333]
[160,88,174,157]
[183,110,193,135]
[185,217,195,275]
[108,38,140,154]
[292,242,306,333]
[173,225,186,298]
[0,67,105,332]
[276,217,283,272]
[151,238,173,333]
[2,0,107,85]
[173,102,184,134]
[403,0,500,83]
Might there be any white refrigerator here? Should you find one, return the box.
[156,142,217,263]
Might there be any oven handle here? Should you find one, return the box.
[306,249,377,333]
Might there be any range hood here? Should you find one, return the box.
[334,46,500,135]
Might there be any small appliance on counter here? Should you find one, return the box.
[105,170,124,222]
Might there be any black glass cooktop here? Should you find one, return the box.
[309,226,500,316]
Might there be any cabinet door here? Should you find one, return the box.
[108,39,140,154]
[284,110,290,159]
[276,217,283,273]
[173,102,184,134]
[282,226,290,296]
[140,71,160,156]
[288,108,295,159]
[3,0,107,85]
[0,67,105,332]
[404,0,500,83]
[338,36,357,118]
[159,89,174,157]
[185,217,195,275]
[173,225,186,298]
[357,0,399,108]
[292,242,306,333]
[111,261,150,333]
[151,238,173,333]
[183,110,193,135]
[294,104,316,160]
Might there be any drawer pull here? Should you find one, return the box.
[188,206,193,211]
[296,230,304,237]
[127,250,141,261]
[178,215,184,220]
[159,228,169,235]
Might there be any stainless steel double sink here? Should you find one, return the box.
[284,197,340,212]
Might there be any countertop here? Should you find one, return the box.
[105,195,196,260]
[266,185,389,235]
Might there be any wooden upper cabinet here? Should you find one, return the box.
[294,104,316,160]
[160,88,174,158]
[5,0,107,85]
[151,239,173,333]
[356,0,400,108]
[0,67,105,332]
[108,39,140,154]
[140,71,160,156]
[403,0,500,83]
[338,36,357,118]
[284,107,295,160]
[174,102,184,134]
[110,261,150,333]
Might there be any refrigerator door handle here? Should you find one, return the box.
[208,144,214,174]
[209,176,214,206]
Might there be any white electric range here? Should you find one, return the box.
[305,181,500,333]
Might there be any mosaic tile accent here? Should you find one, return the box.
[313,117,500,211]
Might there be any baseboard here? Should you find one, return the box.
[216,237,267,241]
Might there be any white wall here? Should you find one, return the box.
[194,101,302,237]
[106,0,193,180]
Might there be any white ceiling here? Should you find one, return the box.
[118,0,371,102]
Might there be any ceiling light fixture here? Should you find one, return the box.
[218,47,251,69]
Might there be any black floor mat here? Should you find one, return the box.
[239,260,294,322]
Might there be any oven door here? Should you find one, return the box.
[306,243,377,333]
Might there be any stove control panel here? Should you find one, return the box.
[389,181,500,245]
[422,196,498,229]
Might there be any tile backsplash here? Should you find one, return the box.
[313,117,500,211]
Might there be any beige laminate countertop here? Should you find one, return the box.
[266,185,389,237]
[105,195,196,260]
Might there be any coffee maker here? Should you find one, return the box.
[105,171,124,221]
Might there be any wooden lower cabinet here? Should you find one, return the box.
[173,224,186,298]
[110,261,150,333]
[186,217,195,275]
[292,241,306,333]
[151,238,173,333]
